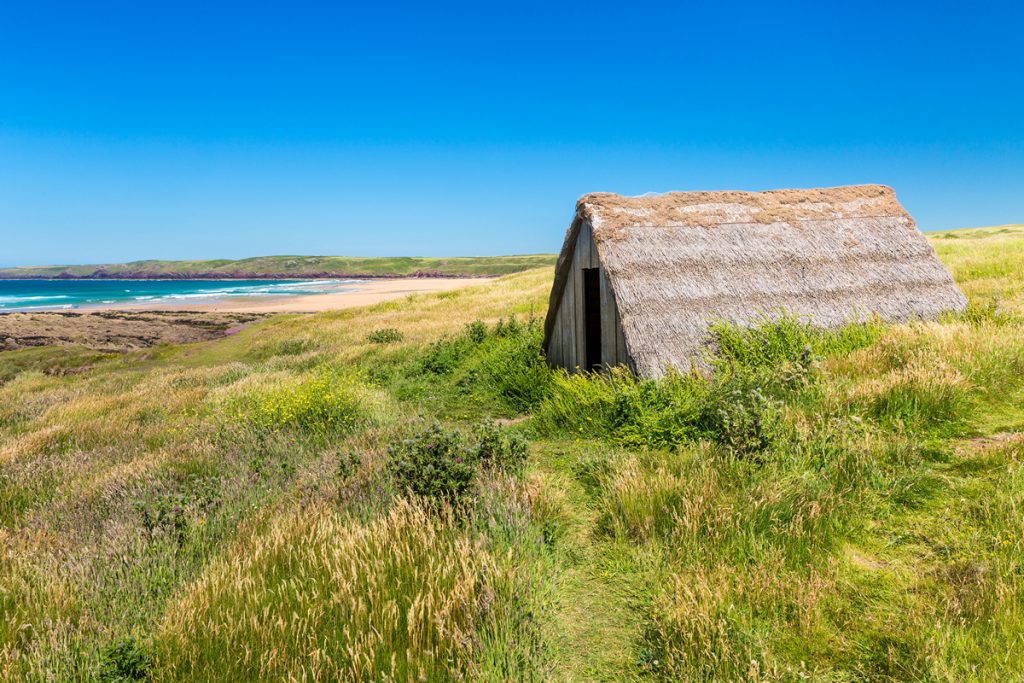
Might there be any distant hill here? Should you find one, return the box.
[0,254,558,280]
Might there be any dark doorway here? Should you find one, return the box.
[582,268,602,371]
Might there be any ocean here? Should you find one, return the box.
[0,279,360,311]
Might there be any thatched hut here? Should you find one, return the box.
[542,185,967,377]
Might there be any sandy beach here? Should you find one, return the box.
[89,277,489,313]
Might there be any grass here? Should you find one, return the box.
[152,499,538,681]
[1,227,1024,680]
[930,224,1024,315]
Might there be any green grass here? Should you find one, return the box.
[0,253,557,279]
[2,227,1024,680]
[0,345,114,385]
[930,224,1024,315]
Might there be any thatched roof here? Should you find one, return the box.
[544,185,967,377]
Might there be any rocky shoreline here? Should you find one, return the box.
[0,311,266,352]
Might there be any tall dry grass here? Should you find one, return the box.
[153,498,532,681]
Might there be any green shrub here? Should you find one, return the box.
[473,420,528,474]
[388,421,531,502]
[494,316,524,338]
[465,320,488,344]
[397,315,551,414]
[388,423,476,502]
[99,637,152,682]
[134,495,188,548]
[366,327,404,344]
[696,370,784,457]
[536,366,782,454]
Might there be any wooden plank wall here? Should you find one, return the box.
[547,313,563,367]
[600,269,628,369]
[548,220,631,373]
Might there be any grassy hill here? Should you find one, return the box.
[1,227,1023,680]
[0,254,557,279]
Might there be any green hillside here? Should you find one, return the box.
[1,227,1023,680]
[0,254,557,279]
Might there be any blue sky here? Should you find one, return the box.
[1,1,1021,266]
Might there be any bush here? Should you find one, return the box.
[465,320,488,344]
[401,315,551,413]
[532,370,618,438]
[494,316,523,338]
[388,423,476,502]
[366,327,404,344]
[336,450,361,480]
[535,368,726,452]
[99,638,152,682]
[473,420,528,474]
[388,421,531,502]
[696,369,784,457]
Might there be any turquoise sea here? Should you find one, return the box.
[0,279,361,311]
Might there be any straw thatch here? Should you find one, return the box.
[543,184,967,377]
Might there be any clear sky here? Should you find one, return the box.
[1,1,1022,266]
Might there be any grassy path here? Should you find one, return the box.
[838,427,1024,679]
[534,442,654,681]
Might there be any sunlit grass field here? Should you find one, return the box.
[1,226,1023,681]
